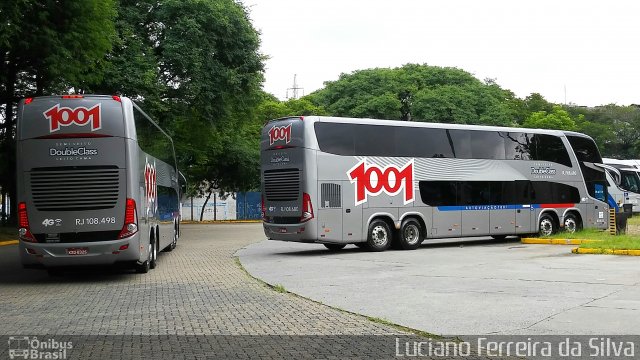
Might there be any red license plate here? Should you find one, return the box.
[66,248,89,255]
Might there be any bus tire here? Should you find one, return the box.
[563,213,581,233]
[135,258,150,274]
[538,214,557,236]
[323,243,346,251]
[365,219,392,252]
[398,218,423,250]
[166,230,178,252]
[149,239,158,270]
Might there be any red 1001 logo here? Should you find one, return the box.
[268,124,292,145]
[44,104,101,132]
[347,159,414,206]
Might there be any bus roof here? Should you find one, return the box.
[280,115,586,139]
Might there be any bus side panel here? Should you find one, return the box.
[342,179,363,242]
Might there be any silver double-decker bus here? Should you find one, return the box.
[261,116,609,251]
[16,95,182,273]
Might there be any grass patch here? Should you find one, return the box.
[0,226,17,241]
[542,228,640,250]
[273,284,287,293]
[627,215,640,226]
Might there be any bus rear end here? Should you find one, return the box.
[261,117,317,242]
[16,95,140,269]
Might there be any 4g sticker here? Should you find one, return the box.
[348,158,414,206]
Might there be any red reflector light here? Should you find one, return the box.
[18,202,28,228]
[62,95,83,99]
[112,95,121,102]
[118,198,138,239]
[300,192,314,223]
[119,244,129,251]
[24,98,33,105]
[18,202,36,242]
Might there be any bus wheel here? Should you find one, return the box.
[563,214,581,233]
[149,239,158,269]
[398,219,423,250]
[166,230,177,252]
[538,214,557,236]
[135,249,150,274]
[324,244,346,251]
[366,220,392,252]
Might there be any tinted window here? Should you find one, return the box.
[470,131,506,159]
[419,180,579,206]
[419,181,457,206]
[567,135,602,163]
[505,132,534,160]
[315,122,356,155]
[533,134,572,167]
[620,171,640,193]
[458,181,491,205]
[448,130,471,158]
[566,135,606,200]
[133,105,175,166]
[395,127,454,158]
[354,125,394,156]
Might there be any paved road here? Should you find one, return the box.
[2,224,454,359]
[239,236,640,335]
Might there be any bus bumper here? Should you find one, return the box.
[19,235,143,268]
[262,221,317,243]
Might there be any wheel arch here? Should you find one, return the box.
[399,212,428,237]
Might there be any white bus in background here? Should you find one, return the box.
[603,158,640,213]
[260,116,610,252]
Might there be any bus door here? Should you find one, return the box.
[514,181,534,233]
[423,182,461,238]
[489,182,516,235]
[459,182,490,236]
[341,180,363,242]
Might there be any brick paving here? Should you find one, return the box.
[0,224,498,359]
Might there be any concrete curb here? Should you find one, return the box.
[521,237,600,245]
[181,220,261,224]
[0,240,18,246]
[572,247,640,256]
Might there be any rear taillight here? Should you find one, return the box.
[300,192,314,223]
[24,98,33,105]
[112,95,121,102]
[62,95,83,99]
[18,202,36,243]
[118,198,138,239]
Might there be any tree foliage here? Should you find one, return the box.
[522,105,577,131]
[308,64,519,126]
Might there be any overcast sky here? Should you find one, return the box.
[244,0,640,107]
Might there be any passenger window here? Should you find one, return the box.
[448,130,471,159]
[470,131,505,159]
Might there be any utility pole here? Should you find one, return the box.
[286,74,304,100]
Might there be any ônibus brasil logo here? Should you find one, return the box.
[268,123,292,145]
[44,104,101,132]
[145,159,157,213]
[347,158,414,206]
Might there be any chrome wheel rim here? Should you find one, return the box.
[371,225,388,246]
[564,218,577,233]
[403,224,420,245]
[540,218,554,236]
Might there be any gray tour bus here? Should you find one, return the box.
[260,116,609,251]
[603,158,640,213]
[16,95,182,273]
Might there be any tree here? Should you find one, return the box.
[90,0,265,196]
[308,64,519,126]
[522,105,577,131]
[0,0,116,223]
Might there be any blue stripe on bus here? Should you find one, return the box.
[437,205,535,211]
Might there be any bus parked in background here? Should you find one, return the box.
[16,95,182,274]
[261,116,609,251]
[603,158,640,212]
